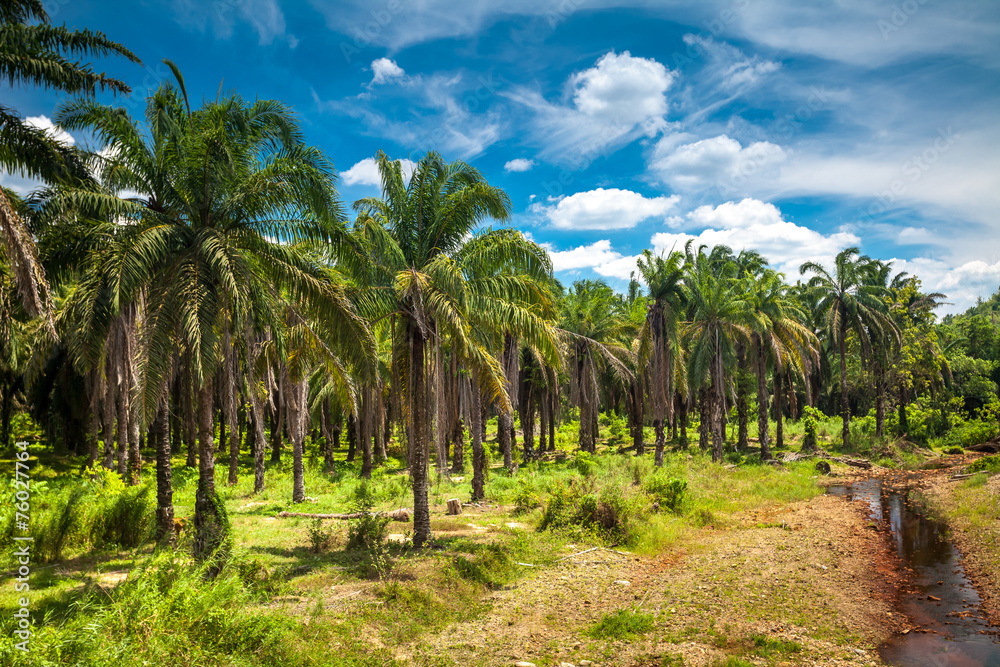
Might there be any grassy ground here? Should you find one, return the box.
[922,455,1000,627]
[0,412,955,665]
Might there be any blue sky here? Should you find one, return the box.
[4,0,1000,313]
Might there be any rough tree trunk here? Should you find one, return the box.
[194,378,224,563]
[839,317,850,448]
[471,384,485,501]
[756,336,772,461]
[774,368,784,449]
[153,396,174,547]
[409,328,431,548]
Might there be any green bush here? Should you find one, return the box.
[967,454,1000,474]
[539,480,645,544]
[644,475,687,513]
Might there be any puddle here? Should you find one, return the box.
[828,478,1000,665]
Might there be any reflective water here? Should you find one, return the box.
[827,478,1000,666]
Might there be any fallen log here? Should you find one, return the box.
[830,456,872,469]
[965,442,999,454]
[276,509,410,522]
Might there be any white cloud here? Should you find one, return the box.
[682,34,780,90]
[370,58,407,86]
[545,239,622,271]
[650,134,785,192]
[533,187,680,230]
[891,256,1000,315]
[341,156,418,186]
[25,115,74,146]
[509,50,675,165]
[504,158,535,172]
[653,198,859,276]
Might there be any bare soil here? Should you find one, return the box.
[413,490,905,666]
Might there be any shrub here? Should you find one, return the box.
[346,483,391,578]
[306,519,333,553]
[645,475,687,513]
[573,451,596,477]
[512,482,541,514]
[967,454,1000,474]
[539,480,645,544]
[801,406,821,450]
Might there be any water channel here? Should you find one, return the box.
[827,478,1000,666]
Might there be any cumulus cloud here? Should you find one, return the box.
[369,58,407,86]
[504,158,535,172]
[650,134,785,192]
[509,50,675,165]
[532,187,680,231]
[653,198,859,275]
[341,156,418,186]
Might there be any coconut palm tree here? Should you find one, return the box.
[346,151,552,547]
[800,248,897,448]
[636,249,686,466]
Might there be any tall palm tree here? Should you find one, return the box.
[636,249,685,466]
[346,151,552,547]
[747,270,818,457]
[800,248,897,448]
[683,245,752,463]
[56,67,370,560]
[559,280,634,453]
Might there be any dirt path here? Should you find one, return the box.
[415,492,904,666]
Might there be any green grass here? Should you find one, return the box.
[0,410,855,665]
[587,608,656,639]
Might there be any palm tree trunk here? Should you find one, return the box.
[361,387,373,480]
[291,379,306,503]
[183,363,197,468]
[346,412,357,461]
[875,366,886,438]
[710,339,726,462]
[838,319,850,448]
[698,388,709,451]
[737,349,749,451]
[774,368,784,449]
[471,381,485,501]
[194,377,223,562]
[269,396,284,463]
[539,387,549,453]
[153,394,174,546]
[678,393,688,449]
[755,336,771,461]
[549,383,557,451]
[116,382,129,476]
[409,326,432,547]
[102,378,116,469]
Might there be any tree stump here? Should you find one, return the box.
[815,460,832,474]
[446,498,462,515]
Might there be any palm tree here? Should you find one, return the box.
[1,0,138,313]
[559,280,635,453]
[747,270,818,457]
[683,245,752,462]
[346,151,551,547]
[56,67,371,560]
[801,248,897,448]
[636,249,685,466]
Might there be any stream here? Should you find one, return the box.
[827,478,1000,666]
